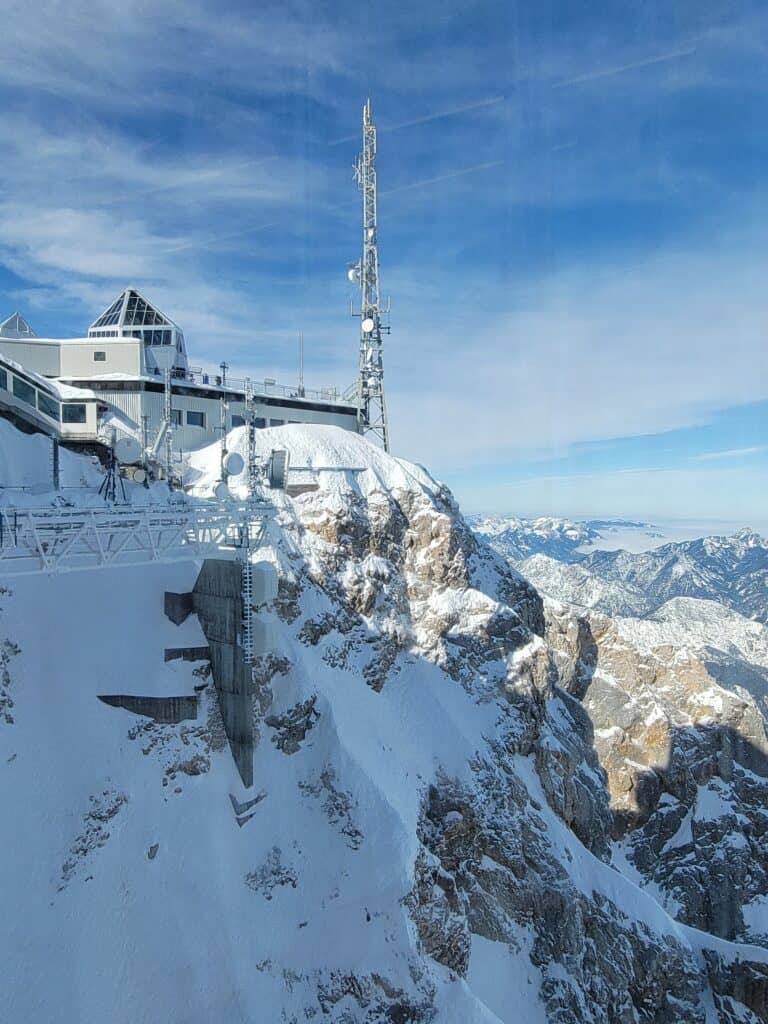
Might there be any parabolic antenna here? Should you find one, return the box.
[361,317,375,333]
[114,436,142,464]
[223,451,245,476]
[214,481,230,500]
[132,467,147,485]
[267,449,290,490]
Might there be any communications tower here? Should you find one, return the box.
[352,98,390,452]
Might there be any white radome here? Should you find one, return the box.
[223,451,244,476]
[114,436,142,464]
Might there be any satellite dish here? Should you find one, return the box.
[114,436,142,464]
[361,317,375,333]
[347,267,358,282]
[214,481,230,500]
[132,467,147,485]
[267,449,290,490]
[223,451,244,476]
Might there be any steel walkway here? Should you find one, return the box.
[0,500,270,577]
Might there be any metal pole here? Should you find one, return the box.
[164,367,174,488]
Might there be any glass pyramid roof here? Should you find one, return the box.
[0,312,37,339]
[89,289,176,332]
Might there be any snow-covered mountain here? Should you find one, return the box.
[517,552,652,617]
[2,420,768,1023]
[470,515,660,563]
[479,516,768,624]
[579,531,768,623]
[469,515,603,562]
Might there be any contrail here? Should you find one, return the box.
[554,46,696,88]
[163,220,280,254]
[379,160,504,197]
[384,95,505,133]
[328,95,505,146]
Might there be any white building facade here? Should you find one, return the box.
[0,290,359,454]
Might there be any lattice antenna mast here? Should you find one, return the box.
[163,367,174,487]
[354,98,390,452]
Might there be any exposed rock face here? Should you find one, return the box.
[544,597,768,948]
[257,436,767,1020]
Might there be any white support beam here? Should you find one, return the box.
[0,501,272,576]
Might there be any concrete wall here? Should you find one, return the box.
[191,558,254,787]
[0,337,62,376]
[58,337,143,377]
[0,336,144,378]
[98,693,198,724]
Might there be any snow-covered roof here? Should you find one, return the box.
[0,351,97,400]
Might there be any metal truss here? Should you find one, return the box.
[0,501,271,576]
[353,98,390,452]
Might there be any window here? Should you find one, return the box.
[38,392,60,420]
[12,376,36,407]
[269,418,285,427]
[91,295,124,329]
[186,410,206,428]
[62,403,87,424]
[0,368,7,390]
[231,414,245,428]
[171,409,183,426]
[254,417,266,428]
[93,351,106,362]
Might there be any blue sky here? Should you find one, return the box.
[0,0,766,525]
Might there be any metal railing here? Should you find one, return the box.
[150,365,354,406]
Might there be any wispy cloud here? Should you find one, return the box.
[692,446,767,461]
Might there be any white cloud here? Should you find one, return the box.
[384,219,768,469]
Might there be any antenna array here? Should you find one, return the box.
[352,98,390,452]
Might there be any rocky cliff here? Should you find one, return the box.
[1,422,767,1022]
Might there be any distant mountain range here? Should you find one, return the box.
[467,515,658,563]
[473,517,768,624]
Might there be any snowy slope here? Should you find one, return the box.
[2,420,767,1022]
[518,552,652,617]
